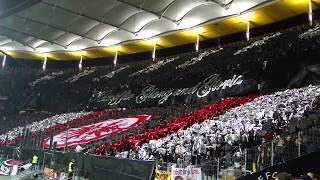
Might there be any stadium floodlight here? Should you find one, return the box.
[146,38,160,61]
[2,55,7,68]
[152,44,156,61]
[238,11,253,41]
[183,27,204,52]
[246,21,250,41]
[309,1,313,26]
[42,55,48,71]
[196,34,200,52]
[113,46,120,67]
[79,55,83,70]
[114,50,118,67]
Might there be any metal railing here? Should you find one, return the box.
[156,125,320,180]
[1,123,320,180]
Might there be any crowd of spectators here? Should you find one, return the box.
[0,111,91,144]
[0,103,201,149]
[94,95,258,156]
[103,85,320,165]
[0,20,319,179]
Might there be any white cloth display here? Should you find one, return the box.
[0,111,91,142]
[116,85,320,160]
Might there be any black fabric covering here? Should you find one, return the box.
[2,147,155,180]
[237,151,320,180]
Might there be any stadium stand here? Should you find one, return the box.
[0,3,320,179]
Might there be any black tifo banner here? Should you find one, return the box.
[15,147,155,180]
[237,151,320,180]
[90,73,258,108]
[89,55,320,108]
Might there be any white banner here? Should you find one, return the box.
[171,167,202,180]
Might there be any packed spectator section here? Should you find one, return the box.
[0,21,320,178]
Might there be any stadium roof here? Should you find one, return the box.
[0,0,318,60]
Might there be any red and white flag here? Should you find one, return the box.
[43,115,151,149]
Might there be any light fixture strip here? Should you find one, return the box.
[152,44,156,61]
[114,50,118,66]
[79,55,83,70]
[196,34,200,52]
[2,55,7,68]
[42,56,47,71]
[246,21,250,41]
[309,0,313,26]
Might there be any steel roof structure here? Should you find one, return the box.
[0,0,318,60]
